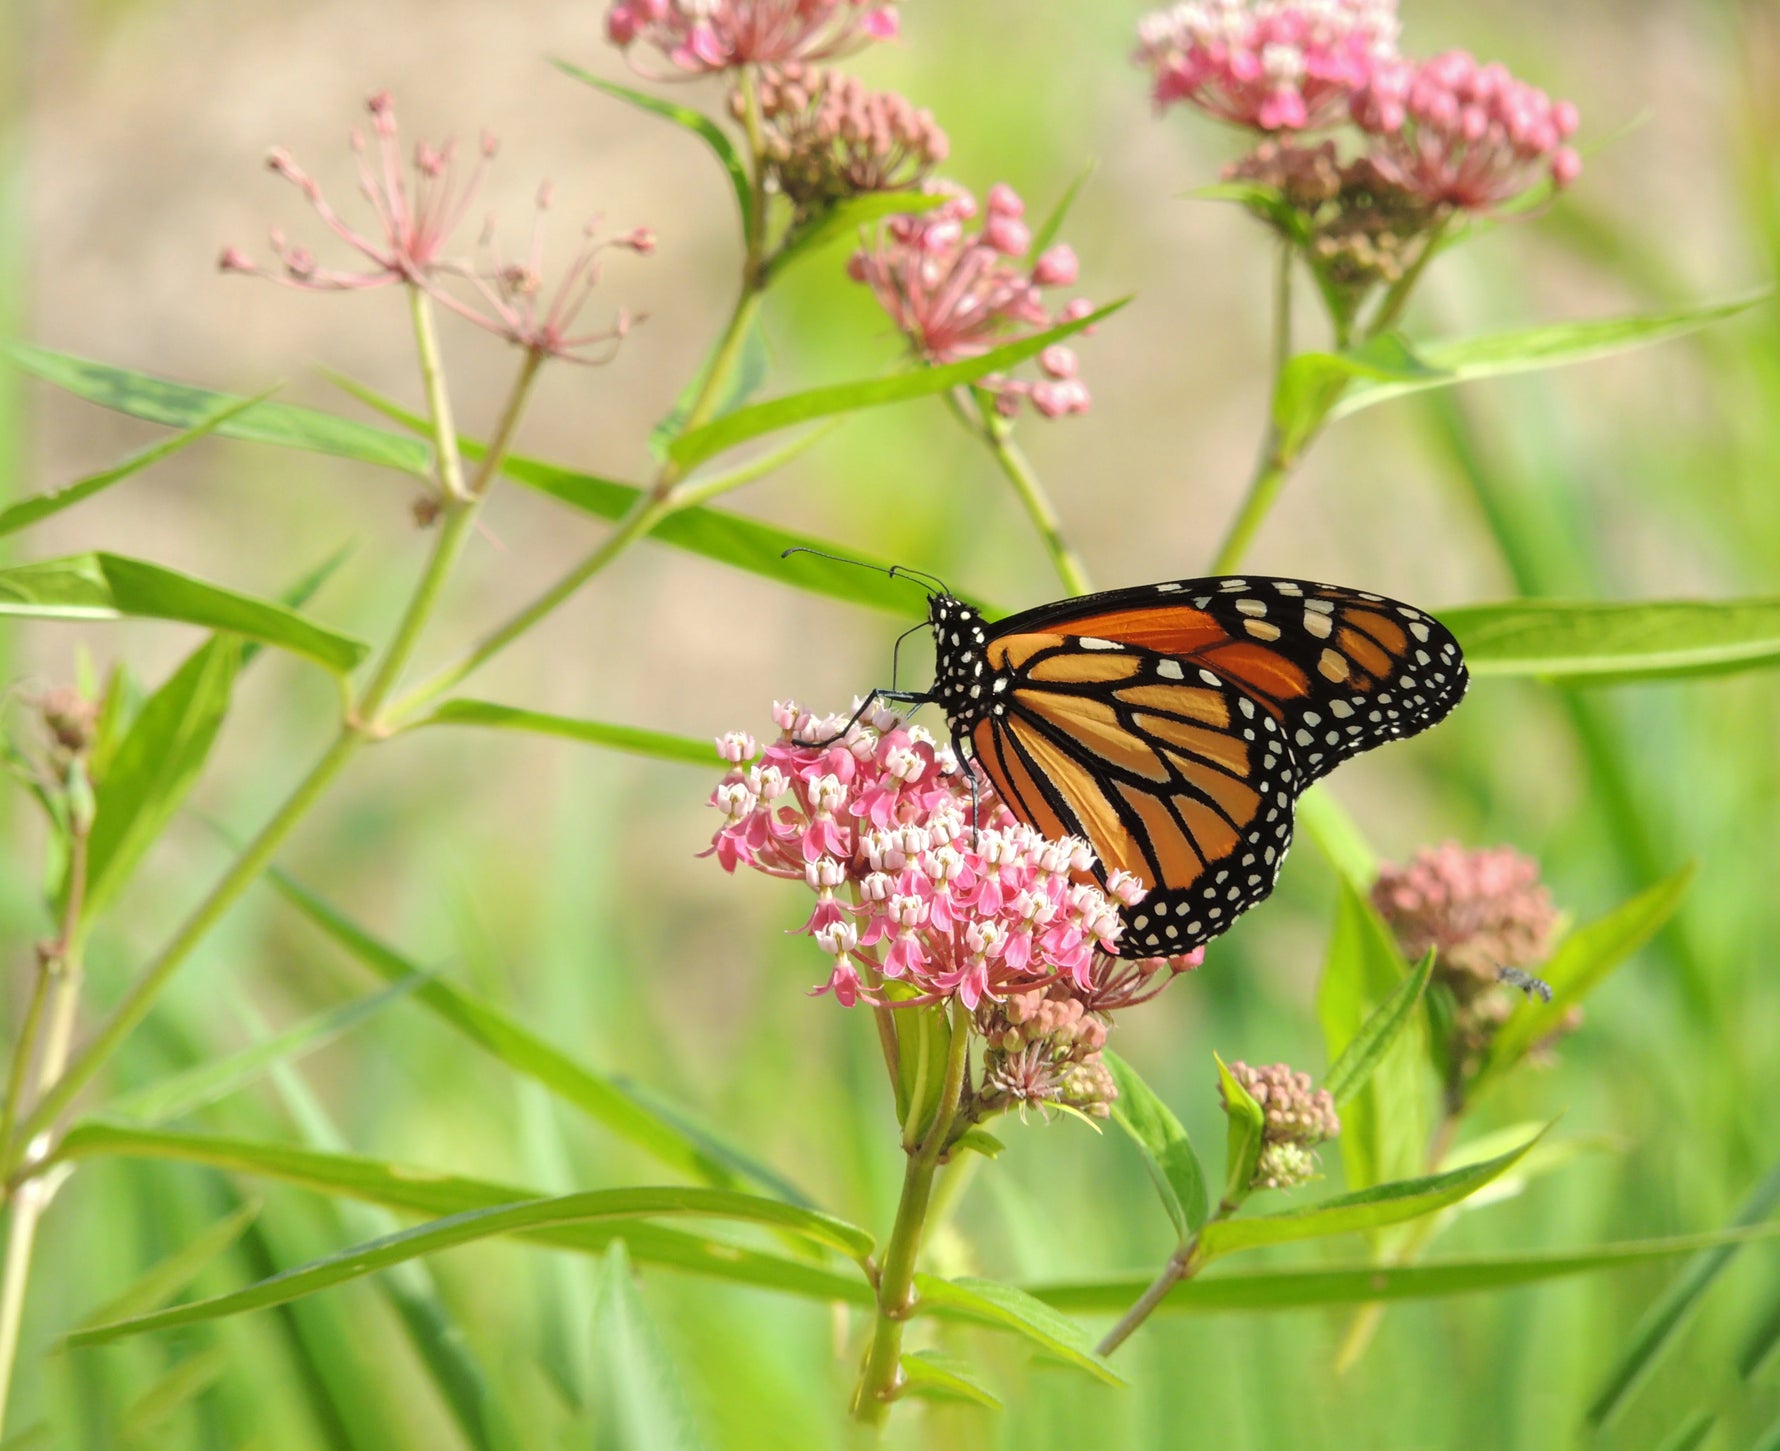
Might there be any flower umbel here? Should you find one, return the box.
[848,185,1094,418]
[1135,0,1401,132]
[1221,1059,1339,1190]
[606,0,899,76]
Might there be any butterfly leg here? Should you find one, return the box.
[791,688,933,748]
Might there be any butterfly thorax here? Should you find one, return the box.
[927,595,994,729]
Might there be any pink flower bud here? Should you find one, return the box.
[1032,244,1079,287]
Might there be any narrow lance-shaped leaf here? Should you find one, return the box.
[1214,1052,1264,1210]
[119,1347,233,1446]
[70,1201,262,1334]
[1106,1050,1209,1239]
[0,390,272,537]
[1030,162,1097,257]
[899,1351,1003,1410]
[910,1275,1125,1386]
[1444,597,1780,684]
[1273,335,1446,459]
[1324,949,1436,1106]
[67,1187,876,1346]
[416,701,723,768]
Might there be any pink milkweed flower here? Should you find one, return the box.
[1134,0,1401,132]
[1352,51,1581,210]
[1371,841,1557,989]
[848,185,1096,419]
[606,0,899,77]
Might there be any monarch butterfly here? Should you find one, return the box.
[792,554,1468,959]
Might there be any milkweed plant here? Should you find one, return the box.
[0,0,1766,1442]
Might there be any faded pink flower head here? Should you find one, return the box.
[1352,50,1581,209]
[705,701,1201,1018]
[606,0,899,76]
[848,185,1095,419]
[1371,841,1558,987]
[1134,0,1401,131]
[1222,1059,1339,1189]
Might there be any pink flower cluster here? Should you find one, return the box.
[606,0,898,76]
[1135,0,1580,210]
[848,185,1094,418]
[1371,841,1558,987]
[706,702,1201,1010]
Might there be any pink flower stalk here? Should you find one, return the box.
[1371,842,1558,988]
[847,185,1095,418]
[1134,0,1401,132]
[1353,51,1581,209]
[606,0,898,77]
[705,702,1201,1012]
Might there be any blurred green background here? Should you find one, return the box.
[3,0,1780,1446]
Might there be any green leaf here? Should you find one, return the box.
[1324,950,1436,1106]
[1293,786,1378,891]
[1481,865,1694,1087]
[1273,335,1445,460]
[910,1275,1124,1386]
[242,544,356,669]
[955,1128,1005,1160]
[590,1242,705,1451]
[668,299,1129,472]
[1214,1052,1265,1211]
[120,1345,232,1447]
[899,1350,1003,1410]
[648,316,771,461]
[1655,1411,1719,1451]
[1332,293,1770,419]
[99,973,429,1123]
[6,343,429,474]
[0,389,271,537]
[54,1121,872,1308]
[1106,1050,1208,1239]
[1194,1129,1545,1265]
[1184,181,1309,245]
[1315,881,1426,1193]
[1444,596,1780,684]
[70,1201,261,1333]
[770,190,948,278]
[1031,163,1098,257]
[81,639,240,926]
[553,62,751,233]
[266,867,811,1203]
[416,701,723,768]
[1028,1220,1780,1314]
[0,552,368,673]
[66,1186,873,1346]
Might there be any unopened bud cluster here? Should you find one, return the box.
[1222,1059,1339,1190]
[978,986,1115,1119]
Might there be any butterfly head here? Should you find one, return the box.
[927,593,993,724]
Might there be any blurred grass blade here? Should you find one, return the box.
[1294,787,1377,890]
[1445,597,1780,684]
[899,1351,1003,1410]
[5,343,429,474]
[0,389,269,537]
[119,1345,231,1447]
[1030,162,1097,257]
[1333,293,1769,419]
[99,974,428,1123]
[1655,1411,1718,1451]
[266,867,810,1202]
[1315,881,1425,1193]
[910,1275,1124,1386]
[1215,1051,1264,1210]
[770,191,948,278]
[0,552,369,673]
[0,1426,52,1451]
[1483,865,1694,1086]
[55,1122,869,1305]
[71,1200,261,1333]
[67,1187,876,1345]
[1106,1050,1208,1239]
[1323,950,1436,1106]
[1194,1129,1544,1265]
[1588,1152,1780,1429]
[590,1242,705,1451]
[668,299,1129,472]
[1028,1220,1780,1313]
[553,62,751,232]
[81,638,240,926]
[416,701,723,767]
[1273,335,1444,458]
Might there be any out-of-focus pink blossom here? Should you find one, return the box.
[1372,841,1558,986]
[705,702,1200,1014]
[848,185,1095,418]
[1134,0,1401,131]
[1353,50,1581,209]
[606,0,899,77]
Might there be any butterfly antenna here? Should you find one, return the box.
[779,547,949,599]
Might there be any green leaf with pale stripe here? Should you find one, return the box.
[1324,949,1436,1106]
[1445,597,1780,684]
[0,552,368,673]
[911,1275,1124,1386]
[1106,1050,1208,1240]
[418,701,722,767]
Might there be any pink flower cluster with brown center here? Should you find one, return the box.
[606,0,898,77]
[847,185,1094,418]
[1135,0,1580,211]
[706,701,1202,1011]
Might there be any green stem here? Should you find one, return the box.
[0,971,47,1173]
[1095,1201,1233,1357]
[410,289,469,503]
[851,1001,973,1426]
[356,503,484,726]
[736,66,770,283]
[946,390,1093,596]
[1364,213,1450,340]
